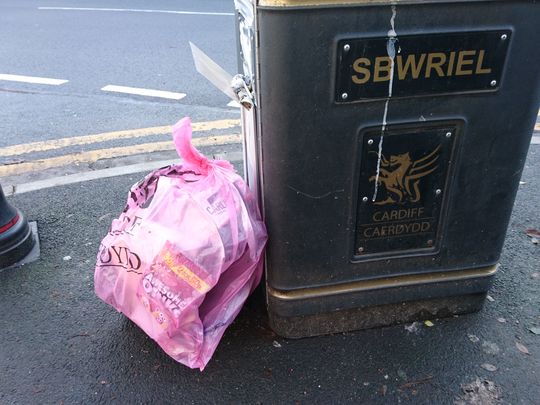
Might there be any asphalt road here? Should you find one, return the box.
[0,0,238,149]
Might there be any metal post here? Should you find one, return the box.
[0,185,35,269]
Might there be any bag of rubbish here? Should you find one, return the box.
[94,117,267,370]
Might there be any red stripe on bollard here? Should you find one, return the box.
[0,214,20,234]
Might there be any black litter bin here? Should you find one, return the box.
[235,0,540,338]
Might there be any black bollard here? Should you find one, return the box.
[0,185,35,269]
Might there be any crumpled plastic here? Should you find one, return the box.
[94,117,267,370]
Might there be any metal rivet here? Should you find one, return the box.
[445,132,452,138]
[435,189,442,195]
[490,80,497,87]
[367,139,374,145]
[358,247,364,253]
[501,34,507,41]
[362,196,368,202]
[343,44,350,52]
[427,240,434,246]
[342,92,348,100]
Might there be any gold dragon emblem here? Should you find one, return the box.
[369,145,441,205]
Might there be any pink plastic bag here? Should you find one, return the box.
[94,117,267,370]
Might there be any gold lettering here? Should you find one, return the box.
[475,50,492,74]
[352,58,371,84]
[355,49,491,83]
[373,57,393,82]
[396,54,426,80]
[371,208,429,223]
[455,50,476,76]
[426,52,447,78]
[447,51,456,76]
[365,218,431,240]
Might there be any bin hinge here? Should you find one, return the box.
[189,41,255,111]
[231,74,255,110]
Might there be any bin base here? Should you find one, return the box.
[268,292,486,339]
[0,210,36,270]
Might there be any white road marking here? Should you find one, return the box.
[532,136,540,145]
[0,74,68,85]
[3,160,178,196]
[227,100,241,108]
[3,151,243,196]
[38,7,234,16]
[101,85,186,100]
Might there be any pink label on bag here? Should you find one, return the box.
[141,272,187,318]
[161,249,211,294]
[139,241,212,322]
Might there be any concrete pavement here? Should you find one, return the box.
[0,144,539,404]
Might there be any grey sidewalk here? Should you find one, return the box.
[1,146,539,404]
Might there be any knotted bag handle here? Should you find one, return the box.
[172,117,234,174]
